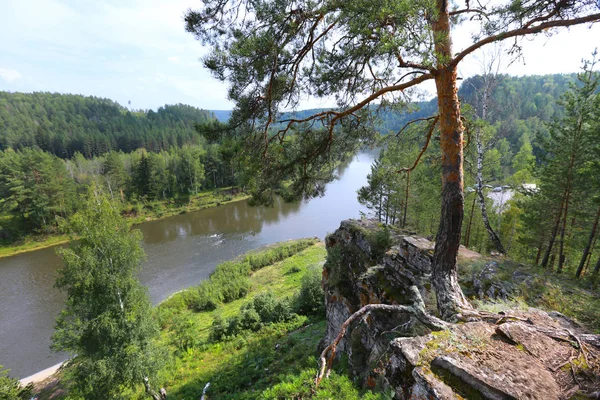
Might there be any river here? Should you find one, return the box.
[0,151,376,379]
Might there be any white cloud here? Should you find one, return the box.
[0,68,22,82]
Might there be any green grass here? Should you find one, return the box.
[151,242,389,399]
[0,233,70,259]
[159,241,325,341]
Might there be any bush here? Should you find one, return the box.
[208,293,296,342]
[208,315,230,342]
[295,267,325,317]
[239,307,263,331]
[0,366,32,400]
[366,226,392,260]
[170,313,199,352]
[185,283,223,312]
[251,292,294,324]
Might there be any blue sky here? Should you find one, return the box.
[1,0,599,111]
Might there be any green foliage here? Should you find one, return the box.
[51,190,163,400]
[0,92,213,158]
[366,226,393,260]
[516,58,600,272]
[169,313,199,353]
[295,266,325,317]
[0,366,31,400]
[209,292,295,342]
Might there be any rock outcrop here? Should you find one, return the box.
[322,219,600,399]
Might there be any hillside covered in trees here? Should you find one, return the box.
[0,92,214,158]
[0,73,583,250]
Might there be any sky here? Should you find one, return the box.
[0,0,599,111]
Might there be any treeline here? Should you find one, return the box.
[0,143,237,243]
[0,92,213,158]
[359,68,600,279]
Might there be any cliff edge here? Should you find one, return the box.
[322,219,600,399]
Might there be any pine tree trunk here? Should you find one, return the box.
[541,194,566,268]
[594,256,600,274]
[557,188,571,272]
[534,234,546,265]
[576,204,600,277]
[430,1,471,320]
[403,171,410,228]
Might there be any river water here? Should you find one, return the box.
[0,151,376,379]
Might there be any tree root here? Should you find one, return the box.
[315,286,448,386]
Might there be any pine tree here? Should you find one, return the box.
[186,0,600,319]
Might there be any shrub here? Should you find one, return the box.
[185,283,223,312]
[295,267,325,317]
[239,307,262,331]
[366,226,392,260]
[161,239,318,319]
[170,313,199,352]
[208,315,230,342]
[251,292,294,324]
[0,366,32,400]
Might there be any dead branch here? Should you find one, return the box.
[397,116,439,173]
[315,286,447,386]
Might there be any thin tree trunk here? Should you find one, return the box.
[534,235,545,265]
[474,68,505,254]
[541,194,566,268]
[585,230,598,271]
[557,188,571,272]
[475,139,506,253]
[430,1,472,320]
[465,193,476,248]
[403,171,410,228]
[378,189,382,222]
[385,187,390,225]
[594,256,600,274]
[576,204,600,277]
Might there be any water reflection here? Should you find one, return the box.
[0,151,376,378]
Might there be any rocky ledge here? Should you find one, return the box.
[321,219,600,399]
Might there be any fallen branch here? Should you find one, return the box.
[315,286,447,386]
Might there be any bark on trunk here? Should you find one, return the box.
[430,0,472,320]
[594,256,600,274]
[403,171,410,228]
[576,204,600,277]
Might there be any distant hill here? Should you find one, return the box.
[0,92,214,158]
[211,110,233,122]
[0,74,575,159]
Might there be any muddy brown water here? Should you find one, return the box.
[0,152,376,379]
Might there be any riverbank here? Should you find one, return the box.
[0,188,250,259]
[31,240,371,399]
